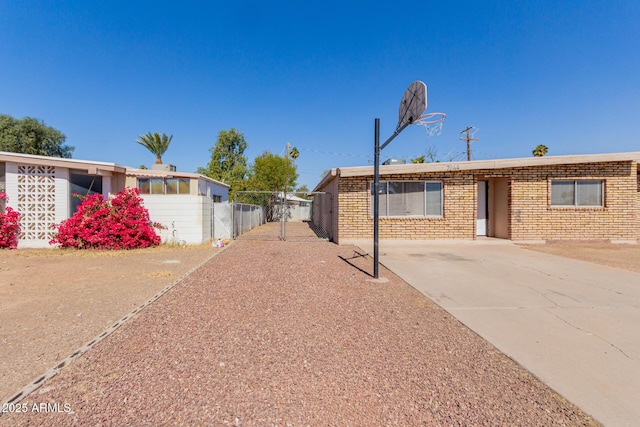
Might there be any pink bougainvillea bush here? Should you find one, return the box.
[0,192,21,249]
[50,188,162,250]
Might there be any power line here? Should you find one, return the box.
[298,147,371,158]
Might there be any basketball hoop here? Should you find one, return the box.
[397,81,427,130]
[372,80,446,280]
[415,111,447,138]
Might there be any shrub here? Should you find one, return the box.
[50,188,162,250]
[0,192,20,249]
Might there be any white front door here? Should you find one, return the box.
[477,181,487,236]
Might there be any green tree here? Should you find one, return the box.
[411,155,426,164]
[135,132,173,164]
[532,144,548,157]
[248,151,297,192]
[289,146,299,161]
[0,114,73,158]
[197,128,248,197]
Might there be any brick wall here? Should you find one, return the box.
[637,165,640,240]
[334,160,639,242]
[337,171,476,240]
[507,161,638,241]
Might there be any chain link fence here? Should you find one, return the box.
[233,191,331,241]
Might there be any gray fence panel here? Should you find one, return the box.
[213,202,233,240]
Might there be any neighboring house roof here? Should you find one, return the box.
[0,151,127,174]
[314,151,640,191]
[0,151,231,189]
[126,167,230,188]
[277,192,311,203]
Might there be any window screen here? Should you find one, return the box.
[551,181,575,206]
[149,179,164,194]
[166,178,179,194]
[138,179,151,194]
[388,182,424,216]
[141,178,190,195]
[425,182,443,216]
[371,181,443,217]
[551,180,603,207]
[576,180,603,206]
[178,178,190,194]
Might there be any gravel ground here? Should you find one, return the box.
[0,236,599,426]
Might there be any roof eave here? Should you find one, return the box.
[336,152,640,178]
[313,168,339,191]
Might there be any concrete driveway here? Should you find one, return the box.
[349,239,640,427]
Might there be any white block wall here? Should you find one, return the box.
[141,195,214,245]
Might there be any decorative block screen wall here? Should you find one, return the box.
[16,165,57,241]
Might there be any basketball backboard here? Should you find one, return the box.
[397,81,427,130]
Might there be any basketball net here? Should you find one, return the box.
[415,112,447,138]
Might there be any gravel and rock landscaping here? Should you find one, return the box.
[0,228,605,426]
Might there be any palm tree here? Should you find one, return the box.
[289,146,299,161]
[135,132,173,164]
[532,144,548,157]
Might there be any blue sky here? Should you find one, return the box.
[1,1,639,189]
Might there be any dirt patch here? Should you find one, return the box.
[0,244,222,403]
[520,241,640,273]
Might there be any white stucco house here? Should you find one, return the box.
[125,167,229,245]
[0,151,229,248]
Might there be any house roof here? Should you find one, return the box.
[0,151,230,188]
[0,151,127,174]
[314,151,640,191]
[126,167,230,188]
[277,192,311,202]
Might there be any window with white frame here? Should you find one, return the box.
[371,181,443,217]
[550,180,604,207]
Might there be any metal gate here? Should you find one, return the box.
[233,191,331,242]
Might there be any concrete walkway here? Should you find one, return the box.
[349,239,640,427]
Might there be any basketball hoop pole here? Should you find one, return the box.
[373,119,412,279]
[373,80,430,280]
[373,119,380,279]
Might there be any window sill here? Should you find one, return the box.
[374,216,445,220]
[548,206,605,211]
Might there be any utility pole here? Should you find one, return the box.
[282,142,291,240]
[460,126,478,161]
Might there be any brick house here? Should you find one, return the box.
[312,152,640,244]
